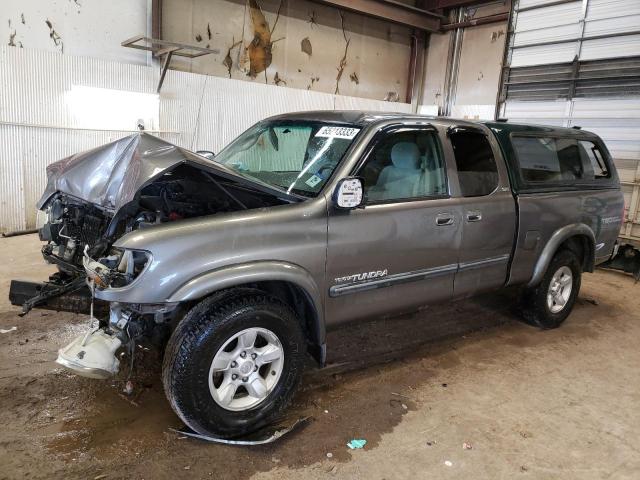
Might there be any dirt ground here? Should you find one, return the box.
[1,234,639,480]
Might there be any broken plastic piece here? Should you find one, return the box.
[56,329,122,379]
[0,326,17,334]
[170,416,310,445]
[347,439,367,449]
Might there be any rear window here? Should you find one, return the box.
[512,136,610,185]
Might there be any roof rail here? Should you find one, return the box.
[496,118,508,122]
[572,125,582,130]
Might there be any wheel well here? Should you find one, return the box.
[558,235,594,272]
[230,280,323,365]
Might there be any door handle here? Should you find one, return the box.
[466,211,482,222]
[436,213,454,226]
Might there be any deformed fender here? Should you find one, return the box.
[528,223,595,287]
[166,261,325,344]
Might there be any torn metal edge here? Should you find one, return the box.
[169,416,311,445]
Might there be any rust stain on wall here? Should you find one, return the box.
[223,38,243,78]
[301,37,312,57]
[45,19,63,53]
[8,30,16,47]
[246,0,283,78]
[307,76,320,90]
[350,72,359,85]
[273,71,286,86]
[334,11,350,94]
[491,30,505,43]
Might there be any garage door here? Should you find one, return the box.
[497,0,640,245]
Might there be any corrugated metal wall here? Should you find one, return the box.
[0,46,410,233]
[500,0,640,245]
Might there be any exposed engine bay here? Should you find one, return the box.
[39,164,286,281]
[9,134,296,380]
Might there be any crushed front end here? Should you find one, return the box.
[10,132,293,379]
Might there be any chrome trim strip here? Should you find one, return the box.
[330,254,511,297]
[458,254,510,272]
[329,263,458,297]
[595,242,605,251]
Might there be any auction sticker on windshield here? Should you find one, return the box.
[315,126,360,139]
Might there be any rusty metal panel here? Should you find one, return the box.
[1,45,411,232]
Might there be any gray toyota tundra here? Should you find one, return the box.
[10,111,623,438]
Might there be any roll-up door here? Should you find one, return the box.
[498,0,640,247]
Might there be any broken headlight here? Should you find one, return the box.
[83,246,151,289]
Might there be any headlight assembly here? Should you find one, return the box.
[83,246,151,289]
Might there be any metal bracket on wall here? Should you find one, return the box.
[121,36,220,93]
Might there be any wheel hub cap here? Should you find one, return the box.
[208,327,284,411]
[547,266,573,314]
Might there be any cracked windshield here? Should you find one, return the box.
[214,121,361,197]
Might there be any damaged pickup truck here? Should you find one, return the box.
[10,112,623,438]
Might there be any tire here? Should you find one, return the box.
[521,249,582,329]
[162,289,305,438]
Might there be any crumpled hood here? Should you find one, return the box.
[36,133,249,214]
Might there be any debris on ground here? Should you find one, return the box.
[444,460,453,467]
[426,440,436,446]
[463,442,473,450]
[0,326,17,333]
[347,439,367,449]
[585,298,599,306]
[123,380,134,395]
[326,452,333,458]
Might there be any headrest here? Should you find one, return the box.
[391,142,420,169]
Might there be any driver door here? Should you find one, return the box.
[325,126,462,327]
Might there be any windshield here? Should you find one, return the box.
[214,120,361,197]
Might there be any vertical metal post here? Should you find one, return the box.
[442,7,464,117]
[494,0,515,120]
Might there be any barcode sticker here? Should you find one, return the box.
[315,126,360,139]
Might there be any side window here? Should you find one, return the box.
[449,130,499,197]
[512,136,610,184]
[579,140,609,179]
[359,129,447,202]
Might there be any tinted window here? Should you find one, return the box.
[512,136,610,184]
[449,130,499,197]
[359,129,447,202]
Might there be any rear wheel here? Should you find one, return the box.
[162,290,305,438]
[521,249,582,329]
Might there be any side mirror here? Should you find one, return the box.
[333,177,364,209]
[196,150,215,160]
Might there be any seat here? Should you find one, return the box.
[376,142,422,200]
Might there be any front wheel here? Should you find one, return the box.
[521,249,582,329]
[162,290,305,438]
